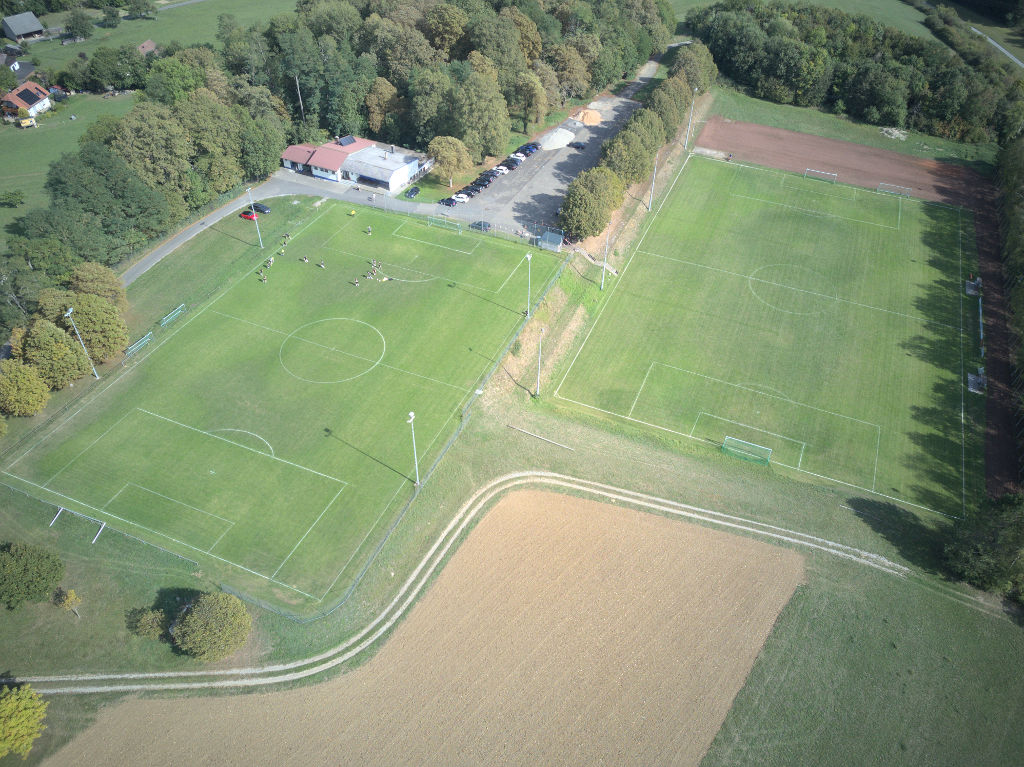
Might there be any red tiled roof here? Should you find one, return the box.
[280,136,377,172]
[1,79,47,112]
[281,144,317,165]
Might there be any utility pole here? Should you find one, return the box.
[294,74,305,122]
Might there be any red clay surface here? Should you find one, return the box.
[697,116,1017,495]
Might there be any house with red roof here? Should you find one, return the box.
[280,135,428,192]
[1,80,51,118]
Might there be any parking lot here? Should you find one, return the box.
[438,96,639,236]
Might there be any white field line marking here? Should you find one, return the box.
[210,428,275,457]
[494,254,527,294]
[689,411,703,437]
[629,362,655,416]
[556,392,943,516]
[21,471,948,695]
[656,364,879,427]
[392,230,478,256]
[729,192,899,230]
[321,208,356,247]
[799,442,806,469]
[272,485,345,579]
[41,409,136,488]
[136,408,347,485]
[693,411,807,449]
[108,481,235,524]
[780,180,859,203]
[554,151,696,400]
[1,471,316,597]
[898,195,902,230]
[873,428,881,492]
[318,479,406,602]
[212,311,471,394]
[638,251,958,330]
[5,202,336,472]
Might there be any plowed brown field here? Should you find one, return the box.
[45,491,804,766]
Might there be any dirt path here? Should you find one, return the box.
[45,490,804,766]
[696,116,1017,496]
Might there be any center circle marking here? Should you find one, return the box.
[279,318,386,384]
[747,264,837,316]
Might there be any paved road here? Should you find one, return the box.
[971,26,1024,68]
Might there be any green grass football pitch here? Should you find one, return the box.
[556,155,982,517]
[1,203,562,605]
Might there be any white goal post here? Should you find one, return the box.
[804,168,838,184]
[427,216,462,234]
[876,183,913,197]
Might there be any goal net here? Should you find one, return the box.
[427,216,462,234]
[804,168,838,184]
[876,183,912,198]
[721,436,772,465]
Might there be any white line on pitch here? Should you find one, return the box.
[638,251,958,330]
[272,486,345,579]
[629,362,655,417]
[136,408,347,484]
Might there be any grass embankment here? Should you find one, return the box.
[31,0,295,73]
[0,93,134,251]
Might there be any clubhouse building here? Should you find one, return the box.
[280,135,432,193]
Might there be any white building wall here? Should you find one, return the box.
[311,166,340,182]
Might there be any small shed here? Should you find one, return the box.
[2,12,44,42]
[538,230,563,253]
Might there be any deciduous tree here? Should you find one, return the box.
[173,592,252,661]
[56,293,128,363]
[364,76,399,137]
[0,190,24,208]
[947,494,1024,598]
[427,135,472,187]
[0,542,64,609]
[70,262,128,312]
[64,7,94,40]
[23,319,90,390]
[0,685,48,760]
[425,3,468,61]
[0,359,50,417]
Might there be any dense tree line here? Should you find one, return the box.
[687,0,1024,143]
[0,0,153,21]
[0,46,289,345]
[560,43,716,240]
[211,0,673,157]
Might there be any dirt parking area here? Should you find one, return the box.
[47,490,804,767]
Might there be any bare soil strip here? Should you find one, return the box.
[697,116,1017,495]
[46,490,804,766]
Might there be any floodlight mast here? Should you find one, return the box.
[407,411,420,486]
[64,307,99,379]
[525,252,532,317]
[536,327,544,396]
[247,187,264,249]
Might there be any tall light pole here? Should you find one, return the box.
[407,411,420,486]
[685,87,699,149]
[601,229,608,291]
[536,327,544,396]
[525,252,532,317]
[64,307,99,379]
[247,187,264,249]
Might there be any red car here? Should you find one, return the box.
[240,210,258,220]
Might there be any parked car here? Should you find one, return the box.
[438,197,457,207]
[568,141,587,150]
[452,193,470,203]
[479,172,500,181]
[240,210,258,220]
[470,220,492,232]
[458,187,479,198]
[510,152,526,160]
[474,176,493,186]
[505,155,522,164]
[491,165,510,175]
[526,141,541,150]
[249,202,271,214]
[500,161,519,170]
[404,186,421,199]
[516,144,535,155]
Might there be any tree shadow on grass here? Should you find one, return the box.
[447,281,521,315]
[846,496,951,576]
